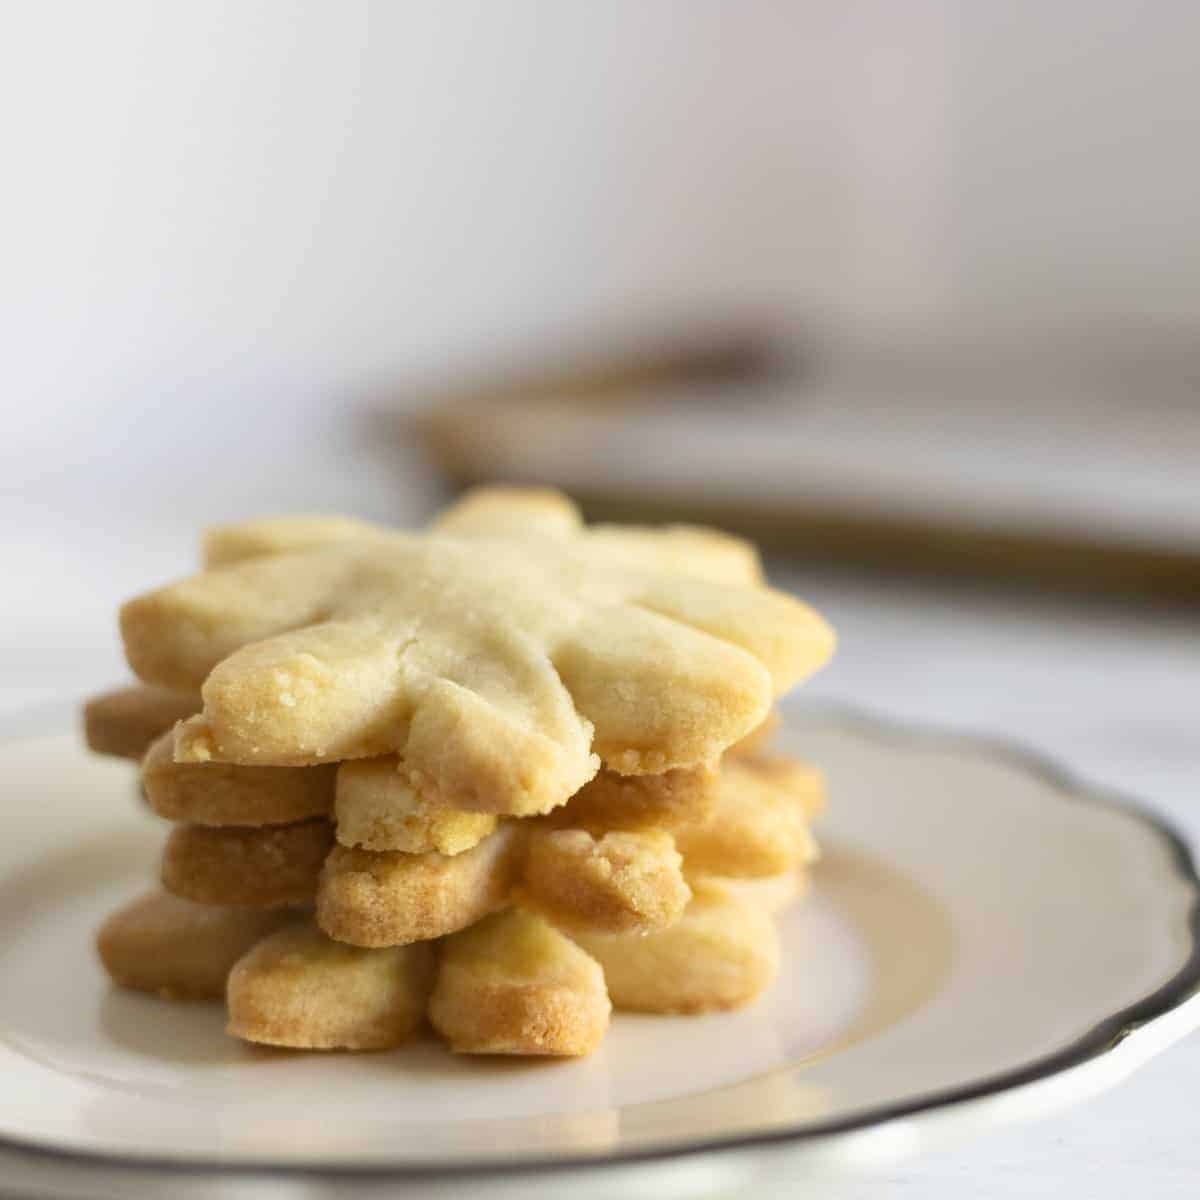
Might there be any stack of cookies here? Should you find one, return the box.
[85,489,834,1056]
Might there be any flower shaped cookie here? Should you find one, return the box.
[121,493,833,816]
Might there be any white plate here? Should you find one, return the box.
[0,707,1197,1199]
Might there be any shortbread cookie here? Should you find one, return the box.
[437,488,765,585]
[583,525,764,586]
[340,757,717,847]
[204,515,391,568]
[317,825,521,947]
[572,880,780,1013]
[96,889,293,999]
[143,732,335,827]
[208,490,765,587]
[428,908,610,1056]
[83,685,201,760]
[334,757,496,853]
[745,755,826,820]
[519,828,690,934]
[202,495,580,567]
[726,709,780,758]
[161,819,333,908]
[702,869,809,916]
[122,522,833,815]
[431,487,584,541]
[549,764,719,834]
[672,758,821,878]
[227,921,434,1050]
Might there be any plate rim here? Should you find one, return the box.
[2,700,1198,1184]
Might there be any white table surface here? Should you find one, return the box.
[2,507,1197,1199]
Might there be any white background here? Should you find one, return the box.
[4,1,1200,675]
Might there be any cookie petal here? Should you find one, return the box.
[96,890,292,1000]
[83,685,201,761]
[335,757,496,853]
[549,764,719,834]
[204,515,390,567]
[121,551,362,692]
[403,675,597,816]
[227,921,433,1050]
[316,825,521,947]
[672,758,821,878]
[176,620,415,764]
[553,604,772,773]
[586,525,764,584]
[432,487,582,539]
[143,732,336,826]
[572,879,780,1013]
[520,828,690,934]
[632,577,836,694]
[428,908,610,1056]
[160,819,332,908]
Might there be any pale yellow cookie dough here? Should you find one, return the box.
[227,920,433,1050]
[519,827,690,934]
[204,515,391,568]
[143,732,335,826]
[699,869,809,916]
[572,879,780,1013]
[96,889,293,999]
[161,818,333,908]
[428,908,610,1056]
[550,763,719,834]
[316,824,521,947]
[83,684,201,761]
[334,757,496,854]
[672,758,821,878]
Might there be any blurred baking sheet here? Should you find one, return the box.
[415,385,1200,598]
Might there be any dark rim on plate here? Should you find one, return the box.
[1,702,1198,1184]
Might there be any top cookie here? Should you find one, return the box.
[121,490,834,816]
[204,489,764,586]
